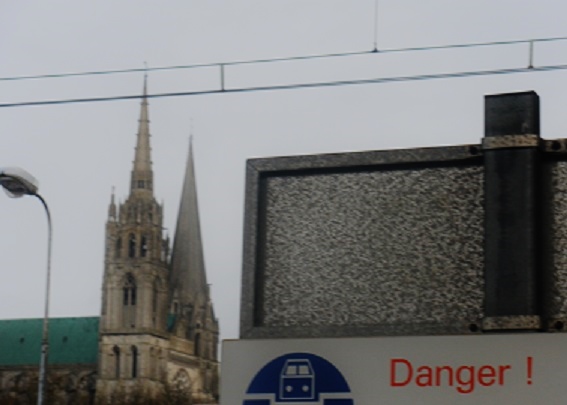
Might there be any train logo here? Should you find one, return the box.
[243,352,354,405]
[280,359,315,401]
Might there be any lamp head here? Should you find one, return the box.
[0,167,39,198]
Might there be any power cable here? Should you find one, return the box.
[2,36,567,83]
[1,63,566,109]
[0,50,371,82]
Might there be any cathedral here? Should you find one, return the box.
[0,79,220,404]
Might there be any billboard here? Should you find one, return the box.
[241,145,486,339]
[241,131,567,339]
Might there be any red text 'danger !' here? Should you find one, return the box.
[390,358,521,394]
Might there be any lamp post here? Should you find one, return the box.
[0,167,51,405]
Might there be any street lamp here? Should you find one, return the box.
[0,167,51,405]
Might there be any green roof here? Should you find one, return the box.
[0,317,99,366]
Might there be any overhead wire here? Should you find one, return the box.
[2,63,567,109]
[2,35,567,82]
[0,50,371,82]
[2,31,567,108]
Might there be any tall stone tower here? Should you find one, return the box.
[98,77,170,395]
[168,139,220,396]
[97,78,219,402]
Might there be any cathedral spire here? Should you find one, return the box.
[169,139,209,307]
[108,186,117,220]
[130,75,153,194]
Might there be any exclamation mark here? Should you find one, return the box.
[527,356,533,385]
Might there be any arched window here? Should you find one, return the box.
[123,274,137,327]
[128,234,136,258]
[160,238,167,262]
[152,282,158,313]
[205,342,210,359]
[140,235,148,257]
[115,237,122,259]
[152,278,160,327]
[123,273,136,306]
[213,339,218,360]
[187,307,195,323]
[131,346,138,378]
[149,348,156,379]
[156,349,163,380]
[194,333,201,357]
[113,346,120,379]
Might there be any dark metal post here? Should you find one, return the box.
[35,194,52,405]
[483,91,541,330]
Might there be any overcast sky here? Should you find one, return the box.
[2,1,567,341]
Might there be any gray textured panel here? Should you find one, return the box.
[261,166,484,327]
[240,145,486,338]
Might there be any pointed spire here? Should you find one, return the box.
[168,139,209,307]
[108,186,117,220]
[130,74,153,194]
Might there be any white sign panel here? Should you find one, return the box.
[221,334,567,404]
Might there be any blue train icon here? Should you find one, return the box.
[242,352,354,405]
[279,359,315,401]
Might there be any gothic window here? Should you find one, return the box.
[131,346,138,378]
[115,237,122,259]
[152,277,161,327]
[123,273,137,327]
[187,306,194,323]
[140,235,148,257]
[204,369,212,393]
[194,333,201,357]
[152,278,160,327]
[157,349,163,380]
[138,180,144,189]
[213,340,218,360]
[128,234,136,258]
[113,346,120,379]
[123,274,136,306]
[152,282,158,312]
[161,239,167,262]
[149,348,156,379]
